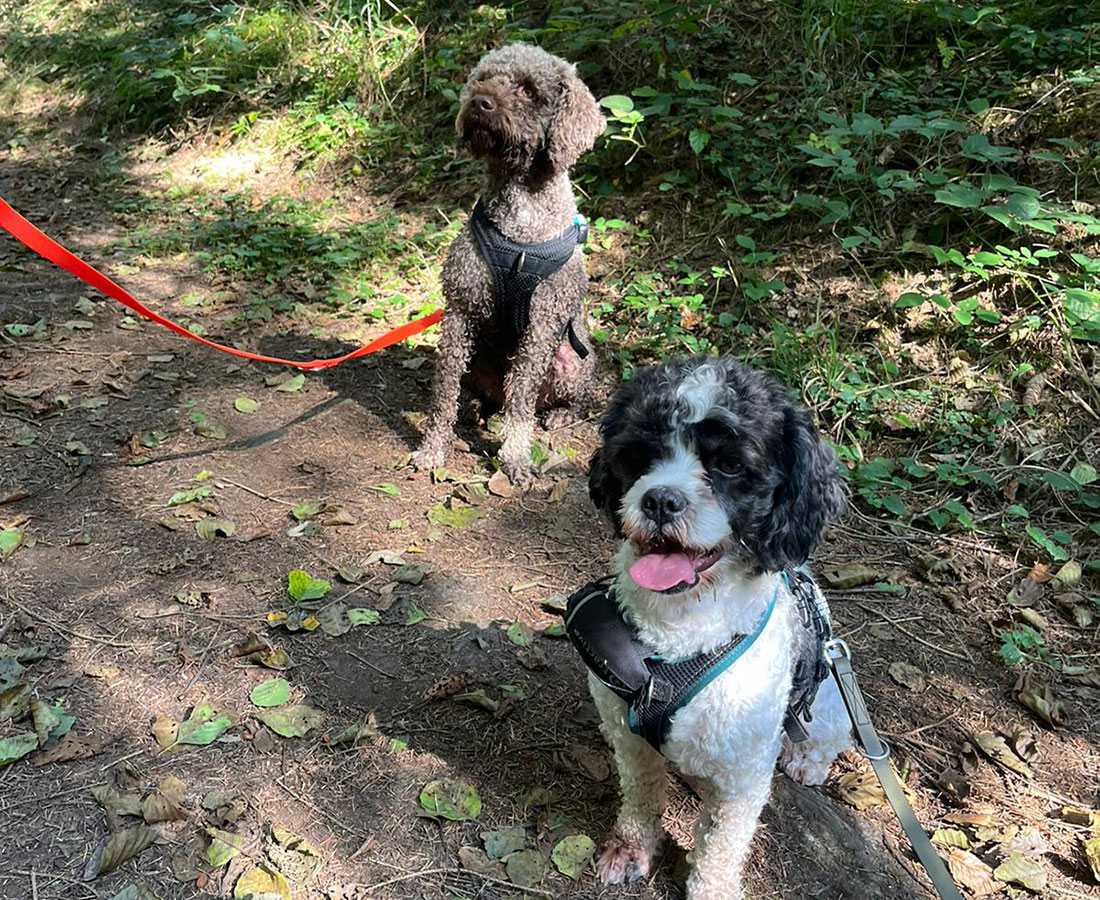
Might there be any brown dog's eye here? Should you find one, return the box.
[519,82,537,100]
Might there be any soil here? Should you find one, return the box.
[1,109,1098,900]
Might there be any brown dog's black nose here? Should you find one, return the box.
[641,486,688,526]
[471,94,496,114]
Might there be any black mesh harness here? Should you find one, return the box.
[468,199,590,358]
[563,568,832,753]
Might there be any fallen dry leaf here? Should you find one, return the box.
[33,733,108,766]
[832,767,887,810]
[971,732,1032,777]
[943,848,998,897]
[423,670,475,702]
[487,470,513,498]
[142,775,188,824]
[887,661,926,693]
[84,825,158,879]
[821,562,879,588]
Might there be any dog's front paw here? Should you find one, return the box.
[542,406,578,430]
[595,830,651,885]
[779,742,833,786]
[500,459,535,490]
[410,443,446,471]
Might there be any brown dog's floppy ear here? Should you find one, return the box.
[547,65,606,172]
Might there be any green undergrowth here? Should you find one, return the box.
[1,0,1098,607]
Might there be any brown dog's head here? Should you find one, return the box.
[456,44,605,176]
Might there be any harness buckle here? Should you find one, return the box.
[513,250,526,274]
[575,214,589,245]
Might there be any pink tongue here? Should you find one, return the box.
[629,553,697,592]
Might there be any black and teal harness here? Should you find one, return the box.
[468,199,590,358]
[562,568,832,752]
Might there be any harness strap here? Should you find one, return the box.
[827,640,964,900]
[563,576,781,752]
[633,585,777,748]
[468,199,589,358]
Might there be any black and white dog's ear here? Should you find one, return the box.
[547,64,605,172]
[756,405,846,570]
[587,446,623,531]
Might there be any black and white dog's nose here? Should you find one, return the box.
[641,486,688,526]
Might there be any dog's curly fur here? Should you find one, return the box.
[410,44,605,485]
[585,356,852,900]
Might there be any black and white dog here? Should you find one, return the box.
[583,356,852,900]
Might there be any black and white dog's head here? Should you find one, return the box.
[589,357,847,594]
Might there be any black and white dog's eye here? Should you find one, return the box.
[713,461,744,478]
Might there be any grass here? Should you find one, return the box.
[1,0,1098,616]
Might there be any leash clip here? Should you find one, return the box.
[824,637,851,666]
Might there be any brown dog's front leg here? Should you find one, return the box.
[412,311,474,470]
[498,315,564,486]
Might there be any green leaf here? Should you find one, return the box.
[934,183,987,209]
[255,704,322,738]
[249,678,290,708]
[205,828,244,867]
[373,483,401,496]
[552,834,595,879]
[195,519,235,540]
[347,608,381,626]
[0,732,38,766]
[880,495,906,517]
[268,372,305,393]
[1041,471,1080,492]
[405,604,426,626]
[166,486,211,507]
[505,849,548,886]
[419,779,481,821]
[599,94,634,114]
[177,706,238,746]
[688,129,710,155]
[234,864,291,900]
[482,826,528,860]
[1026,525,1069,562]
[1070,462,1098,486]
[233,397,259,414]
[895,292,923,309]
[427,504,482,529]
[506,623,533,646]
[993,852,1046,891]
[292,500,324,521]
[0,527,25,560]
[287,569,330,602]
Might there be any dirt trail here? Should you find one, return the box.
[1,132,1097,900]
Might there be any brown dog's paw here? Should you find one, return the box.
[410,445,446,471]
[595,830,651,885]
[542,406,578,430]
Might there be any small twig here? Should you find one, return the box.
[851,600,971,661]
[101,748,145,773]
[218,477,294,506]
[6,597,158,650]
[347,649,409,681]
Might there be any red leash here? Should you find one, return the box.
[0,196,442,370]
